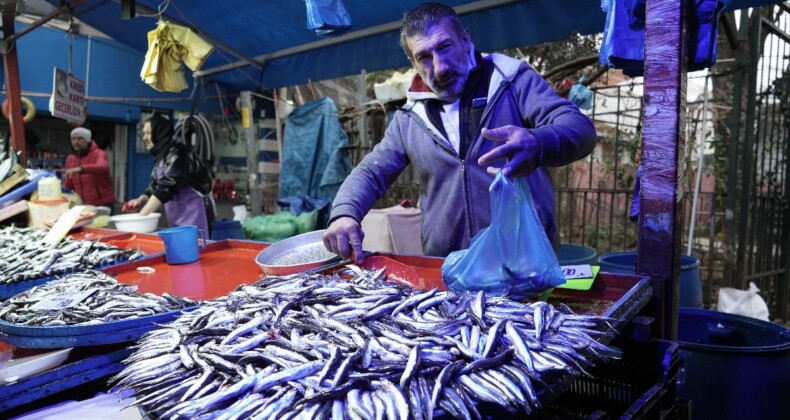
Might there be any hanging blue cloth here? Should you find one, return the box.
[600,0,731,76]
[305,0,352,38]
[280,97,352,227]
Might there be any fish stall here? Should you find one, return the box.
[0,223,675,419]
[0,226,157,300]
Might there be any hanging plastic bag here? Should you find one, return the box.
[441,172,566,300]
[717,282,770,321]
[305,0,352,37]
[569,77,593,110]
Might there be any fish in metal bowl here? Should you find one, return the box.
[255,230,341,276]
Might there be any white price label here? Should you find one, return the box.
[30,289,98,311]
[561,264,594,279]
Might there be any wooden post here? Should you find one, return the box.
[638,0,688,340]
[1,1,27,166]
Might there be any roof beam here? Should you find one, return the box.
[1,0,87,52]
[195,0,520,78]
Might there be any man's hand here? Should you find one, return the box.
[323,216,365,264]
[477,126,542,178]
[63,167,83,180]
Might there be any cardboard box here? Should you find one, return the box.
[0,164,27,196]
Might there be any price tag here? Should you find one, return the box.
[30,289,98,311]
[561,264,594,280]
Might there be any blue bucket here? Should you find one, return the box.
[557,244,597,266]
[598,251,703,308]
[677,308,790,420]
[212,220,245,241]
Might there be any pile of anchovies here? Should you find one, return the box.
[0,270,197,326]
[116,266,621,419]
[0,225,146,285]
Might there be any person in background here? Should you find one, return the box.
[323,2,596,262]
[63,127,116,209]
[123,114,215,234]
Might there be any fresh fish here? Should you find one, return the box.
[114,266,622,419]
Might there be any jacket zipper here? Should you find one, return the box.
[461,160,474,239]
[406,106,476,240]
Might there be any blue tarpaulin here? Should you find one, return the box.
[280,97,352,226]
[37,0,780,91]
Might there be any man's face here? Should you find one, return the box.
[70,134,90,154]
[406,18,471,101]
[142,121,154,152]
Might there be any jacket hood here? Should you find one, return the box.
[148,114,174,159]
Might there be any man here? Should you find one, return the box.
[323,2,596,262]
[63,127,116,208]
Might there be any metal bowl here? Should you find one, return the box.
[255,230,340,276]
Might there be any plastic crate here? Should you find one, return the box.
[540,338,681,419]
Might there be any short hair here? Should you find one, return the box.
[399,3,466,59]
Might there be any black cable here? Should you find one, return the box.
[175,114,215,169]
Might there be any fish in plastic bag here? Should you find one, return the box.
[441,172,566,300]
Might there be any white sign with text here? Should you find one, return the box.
[561,264,594,279]
[29,289,98,311]
[48,68,86,124]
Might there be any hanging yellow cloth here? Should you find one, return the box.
[141,21,214,93]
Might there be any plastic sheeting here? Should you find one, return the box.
[280,97,352,227]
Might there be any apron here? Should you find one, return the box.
[155,164,210,234]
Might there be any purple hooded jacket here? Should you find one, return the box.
[329,53,596,257]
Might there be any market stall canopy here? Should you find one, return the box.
[43,0,780,91]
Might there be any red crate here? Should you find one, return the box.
[102,239,269,300]
[343,252,652,318]
[97,231,167,255]
[66,226,127,241]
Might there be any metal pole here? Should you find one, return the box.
[241,91,262,216]
[736,10,762,288]
[687,76,710,255]
[358,70,368,151]
[639,0,688,340]
[724,10,750,289]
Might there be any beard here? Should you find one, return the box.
[74,147,89,157]
[423,67,468,102]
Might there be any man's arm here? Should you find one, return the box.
[62,155,78,189]
[478,65,596,177]
[79,149,112,176]
[516,66,597,167]
[324,115,411,262]
[328,116,411,223]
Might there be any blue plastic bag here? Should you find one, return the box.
[569,78,593,110]
[305,0,352,37]
[441,172,566,300]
